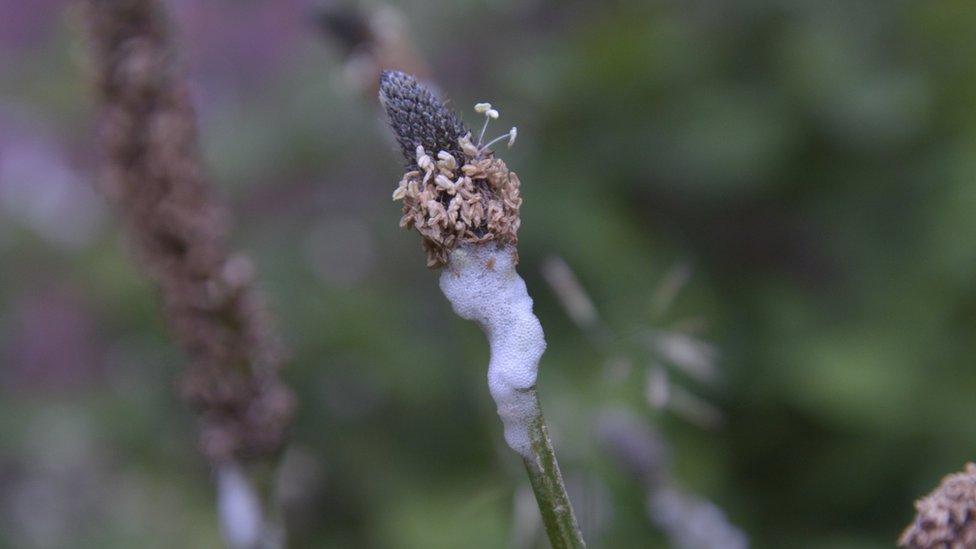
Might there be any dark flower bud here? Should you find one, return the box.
[379,70,467,166]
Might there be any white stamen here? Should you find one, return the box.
[461,141,480,158]
[434,174,456,192]
[480,130,515,152]
[478,115,491,147]
[436,151,457,170]
[508,127,518,147]
[474,102,492,113]
[392,184,407,201]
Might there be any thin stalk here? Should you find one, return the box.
[478,115,491,146]
[522,390,586,549]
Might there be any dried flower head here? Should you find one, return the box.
[380,71,523,268]
[86,0,294,463]
[900,463,976,548]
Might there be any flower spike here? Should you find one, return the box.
[379,70,467,167]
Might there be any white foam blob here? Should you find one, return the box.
[439,243,546,458]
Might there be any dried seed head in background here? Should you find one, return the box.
[86,0,294,463]
[380,71,523,267]
[900,463,976,548]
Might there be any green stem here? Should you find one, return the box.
[522,389,586,549]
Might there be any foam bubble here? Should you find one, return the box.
[439,243,546,458]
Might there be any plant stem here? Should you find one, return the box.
[522,389,586,549]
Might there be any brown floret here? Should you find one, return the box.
[392,135,522,268]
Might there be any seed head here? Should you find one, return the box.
[382,73,523,268]
[379,70,468,167]
[901,463,976,548]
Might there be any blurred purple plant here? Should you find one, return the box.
[2,289,105,392]
[0,118,105,249]
[169,0,305,88]
[0,0,66,50]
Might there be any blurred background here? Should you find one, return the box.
[2,0,976,547]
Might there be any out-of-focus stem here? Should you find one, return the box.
[597,410,747,549]
[217,461,267,549]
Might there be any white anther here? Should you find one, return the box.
[434,174,456,192]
